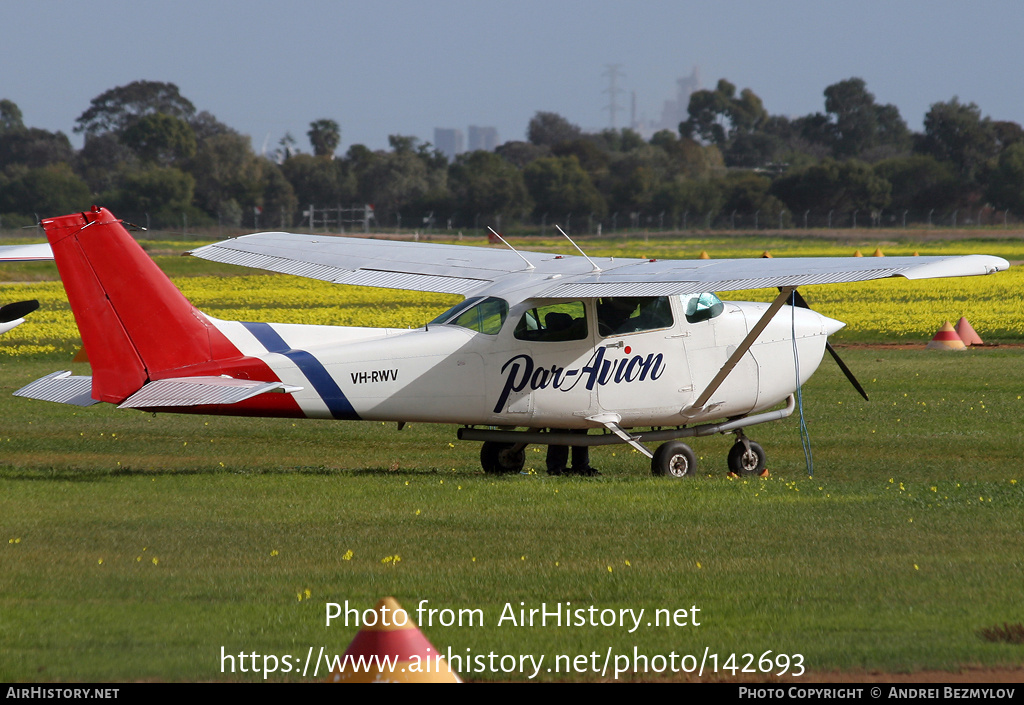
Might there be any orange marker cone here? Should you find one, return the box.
[954,317,984,346]
[925,321,966,350]
[761,250,773,258]
[328,597,462,683]
[853,249,863,257]
[872,247,884,257]
[699,250,710,259]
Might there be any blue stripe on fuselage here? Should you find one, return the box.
[241,322,360,420]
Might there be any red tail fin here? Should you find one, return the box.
[42,207,242,403]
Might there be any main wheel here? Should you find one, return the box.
[651,441,698,478]
[480,441,525,474]
[727,440,766,476]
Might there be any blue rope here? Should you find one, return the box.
[791,291,814,477]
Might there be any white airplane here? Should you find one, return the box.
[0,242,52,335]
[16,207,1008,477]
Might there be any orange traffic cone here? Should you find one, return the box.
[872,247,884,257]
[853,249,863,257]
[328,597,462,683]
[954,317,984,346]
[699,250,710,259]
[761,250,773,258]
[925,321,966,350]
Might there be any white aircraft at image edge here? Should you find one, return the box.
[0,242,52,335]
[14,207,1009,477]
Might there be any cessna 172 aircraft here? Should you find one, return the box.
[0,243,52,335]
[16,207,1008,477]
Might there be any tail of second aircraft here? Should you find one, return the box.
[38,206,293,410]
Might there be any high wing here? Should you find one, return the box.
[0,243,53,262]
[189,232,1008,298]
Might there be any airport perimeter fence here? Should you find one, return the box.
[3,205,1022,241]
[292,205,1023,237]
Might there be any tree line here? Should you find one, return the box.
[2,78,1023,232]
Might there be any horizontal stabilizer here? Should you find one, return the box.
[118,376,303,409]
[15,371,99,406]
[0,300,40,323]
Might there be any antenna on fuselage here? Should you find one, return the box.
[487,227,534,270]
[555,225,602,272]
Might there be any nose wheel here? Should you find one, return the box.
[727,438,766,476]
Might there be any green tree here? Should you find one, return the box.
[0,99,24,133]
[494,140,549,169]
[527,112,582,147]
[874,155,957,211]
[680,79,767,147]
[0,128,75,169]
[307,119,341,157]
[104,166,196,215]
[120,113,197,166]
[0,163,91,216]
[258,159,299,228]
[523,155,606,219]
[281,153,351,206]
[651,179,724,219]
[187,131,263,216]
[986,142,1024,212]
[719,172,790,225]
[190,110,237,142]
[656,135,725,179]
[551,138,611,183]
[917,98,997,183]
[993,121,1024,151]
[771,158,891,213]
[359,148,430,222]
[448,151,530,221]
[603,151,662,213]
[74,132,138,193]
[74,80,196,137]
[822,78,910,160]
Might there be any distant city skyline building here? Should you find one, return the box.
[468,125,499,152]
[434,128,464,161]
[655,65,701,133]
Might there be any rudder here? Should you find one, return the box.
[42,207,243,403]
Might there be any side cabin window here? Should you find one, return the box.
[597,296,673,337]
[428,296,508,335]
[682,292,724,324]
[514,301,588,342]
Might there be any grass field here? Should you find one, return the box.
[1,232,1022,682]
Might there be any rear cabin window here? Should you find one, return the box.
[597,296,673,337]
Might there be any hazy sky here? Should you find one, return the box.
[4,0,1022,154]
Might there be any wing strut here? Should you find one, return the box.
[687,286,796,413]
[587,413,654,458]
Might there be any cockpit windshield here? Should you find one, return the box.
[428,296,509,335]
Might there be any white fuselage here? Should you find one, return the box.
[210,295,841,430]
